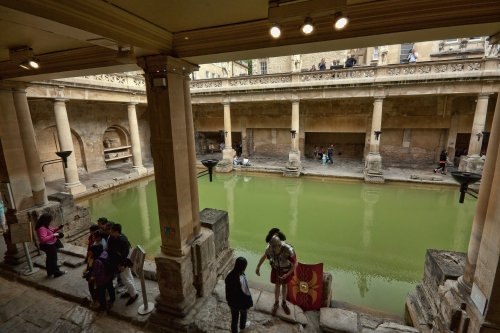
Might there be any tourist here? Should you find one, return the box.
[108,223,138,306]
[97,217,108,231]
[327,144,334,164]
[313,145,319,160]
[87,225,99,254]
[225,257,253,333]
[88,244,115,312]
[94,230,108,250]
[35,213,66,278]
[408,49,418,63]
[310,64,317,71]
[0,193,6,233]
[233,156,242,165]
[345,55,357,68]
[255,228,297,316]
[220,142,225,151]
[209,143,214,154]
[434,150,448,175]
[82,242,98,308]
[318,58,327,70]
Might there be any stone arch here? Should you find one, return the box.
[102,125,132,165]
[38,126,87,182]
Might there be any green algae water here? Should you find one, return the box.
[79,173,475,317]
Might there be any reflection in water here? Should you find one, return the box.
[80,174,475,317]
[286,180,301,238]
[137,181,151,239]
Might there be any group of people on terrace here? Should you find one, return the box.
[35,213,139,313]
[310,55,358,71]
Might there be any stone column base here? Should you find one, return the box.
[458,155,484,173]
[215,159,233,173]
[191,228,217,297]
[131,165,148,176]
[153,251,197,317]
[364,152,384,183]
[284,150,302,177]
[65,182,86,195]
[222,147,236,161]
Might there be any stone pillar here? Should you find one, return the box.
[137,55,199,318]
[53,99,86,195]
[184,77,201,237]
[241,119,248,157]
[467,102,500,331]
[222,101,236,161]
[461,93,500,292]
[364,97,384,183]
[446,113,459,165]
[12,88,48,206]
[127,103,147,175]
[284,99,301,177]
[460,93,490,172]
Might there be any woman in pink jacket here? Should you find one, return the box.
[35,213,65,278]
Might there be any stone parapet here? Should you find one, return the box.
[405,249,468,333]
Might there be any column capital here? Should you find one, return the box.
[222,100,230,106]
[54,98,69,103]
[291,98,300,104]
[374,96,386,101]
[127,102,138,106]
[137,55,199,77]
[478,93,492,99]
[0,80,28,91]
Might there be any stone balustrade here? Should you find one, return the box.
[37,59,498,96]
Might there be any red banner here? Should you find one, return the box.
[287,262,323,311]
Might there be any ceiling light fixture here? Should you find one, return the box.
[270,24,282,39]
[28,58,40,69]
[301,17,314,35]
[334,12,349,30]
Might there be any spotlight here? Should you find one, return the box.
[28,58,40,69]
[19,58,40,70]
[334,12,349,30]
[270,24,281,39]
[301,17,314,35]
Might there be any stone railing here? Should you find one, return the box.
[54,72,146,92]
[190,58,499,93]
[51,59,498,94]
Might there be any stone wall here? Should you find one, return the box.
[29,100,150,182]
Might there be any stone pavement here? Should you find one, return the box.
[0,275,151,333]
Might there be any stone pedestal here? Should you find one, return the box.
[215,159,233,173]
[405,250,468,333]
[191,228,217,297]
[222,147,236,161]
[284,150,302,177]
[364,152,384,183]
[459,155,484,174]
[200,208,234,278]
[153,251,197,317]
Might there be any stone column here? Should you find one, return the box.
[184,77,201,237]
[137,55,199,318]
[127,103,147,175]
[53,99,86,195]
[285,99,301,177]
[467,98,500,330]
[241,119,248,157]
[222,101,236,161]
[461,93,500,292]
[12,88,48,206]
[460,93,490,172]
[364,97,384,183]
[446,113,459,165]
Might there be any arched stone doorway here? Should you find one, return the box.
[103,125,132,166]
[38,126,87,182]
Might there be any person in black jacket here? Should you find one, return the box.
[225,257,253,333]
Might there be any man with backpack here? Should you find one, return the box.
[108,223,139,306]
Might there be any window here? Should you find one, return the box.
[399,43,413,63]
[211,73,216,78]
[205,71,210,79]
[260,61,267,75]
[468,37,482,42]
[372,47,379,61]
[192,72,197,80]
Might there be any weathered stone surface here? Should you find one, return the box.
[320,308,358,333]
[373,322,419,332]
[191,228,217,297]
[62,305,96,329]
[200,209,229,255]
[323,272,333,307]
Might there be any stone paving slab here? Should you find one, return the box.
[0,276,152,333]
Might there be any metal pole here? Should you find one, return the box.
[22,242,39,275]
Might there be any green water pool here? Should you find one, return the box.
[79,173,475,317]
